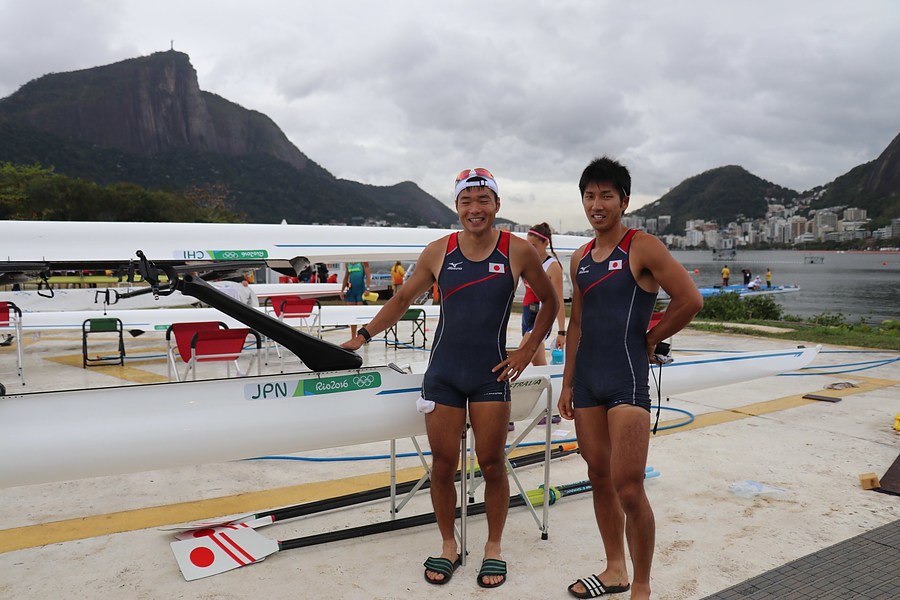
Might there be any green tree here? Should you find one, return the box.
[0,162,57,218]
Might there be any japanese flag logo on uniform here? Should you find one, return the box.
[489,263,505,274]
[608,259,623,271]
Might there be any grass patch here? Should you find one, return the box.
[689,319,900,350]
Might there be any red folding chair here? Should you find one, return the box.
[0,302,24,385]
[166,321,261,381]
[271,297,321,336]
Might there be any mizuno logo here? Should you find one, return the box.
[578,266,590,274]
[447,262,463,271]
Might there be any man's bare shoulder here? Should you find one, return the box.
[631,230,667,254]
[509,232,541,263]
[417,234,451,264]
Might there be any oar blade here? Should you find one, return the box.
[171,528,279,581]
[160,513,256,532]
[168,516,274,540]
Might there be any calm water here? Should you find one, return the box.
[670,250,900,325]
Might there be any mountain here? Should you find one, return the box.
[0,51,457,227]
[811,132,900,225]
[633,165,799,233]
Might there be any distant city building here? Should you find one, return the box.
[843,207,867,221]
[789,216,808,242]
[685,229,704,247]
[814,211,838,240]
[622,215,645,230]
[657,215,671,230]
[703,230,720,248]
[685,219,705,231]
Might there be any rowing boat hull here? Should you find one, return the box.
[0,347,817,488]
[0,283,343,312]
[1,220,591,264]
[0,369,548,488]
[11,304,440,332]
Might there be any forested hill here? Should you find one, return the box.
[0,51,457,227]
[810,131,900,224]
[633,166,799,233]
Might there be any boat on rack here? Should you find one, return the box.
[0,220,592,285]
[0,345,819,488]
[12,303,440,334]
[0,282,342,312]
[0,249,820,490]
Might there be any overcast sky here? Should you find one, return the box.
[2,1,898,231]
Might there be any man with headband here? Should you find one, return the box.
[343,168,558,588]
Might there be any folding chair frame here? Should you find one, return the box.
[82,317,125,368]
[386,376,554,566]
[1,302,25,385]
[385,308,427,349]
[166,322,261,381]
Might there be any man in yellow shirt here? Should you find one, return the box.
[721,264,730,286]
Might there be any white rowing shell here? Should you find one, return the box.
[9,304,439,332]
[0,347,818,489]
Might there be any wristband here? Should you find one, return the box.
[558,330,566,336]
[358,326,372,343]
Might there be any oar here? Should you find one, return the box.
[134,251,362,372]
[526,466,660,507]
[172,475,594,581]
[167,444,579,540]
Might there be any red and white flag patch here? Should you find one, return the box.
[489,263,505,274]
[608,259,623,271]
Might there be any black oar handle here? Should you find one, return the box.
[277,474,593,552]
[177,272,362,372]
[260,445,578,523]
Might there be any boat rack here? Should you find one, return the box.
[169,376,560,580]
[385,375,555,566]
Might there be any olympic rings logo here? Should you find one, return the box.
[220,251,239,259]
[353,374,376,387]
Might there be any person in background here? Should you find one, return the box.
[342,167,558,588]
[391,260,406,295]
[766,268,772,289]
[743,268,752,285]
[237,277,258,306]
[519,222,567,366]
[341,261,371,339]
[510,221,567,430]
[559,156,702,600]
[721,264,730,286]
[316,263,329,284]
[298,265,312,283]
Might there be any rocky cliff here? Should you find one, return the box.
[0,52,457,226]
[863,132,900,197]
[1,51,308,170]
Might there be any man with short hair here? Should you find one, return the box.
[343,168,558,588]
[559,157,702,600]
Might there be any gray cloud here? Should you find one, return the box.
[1,0,898,231]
